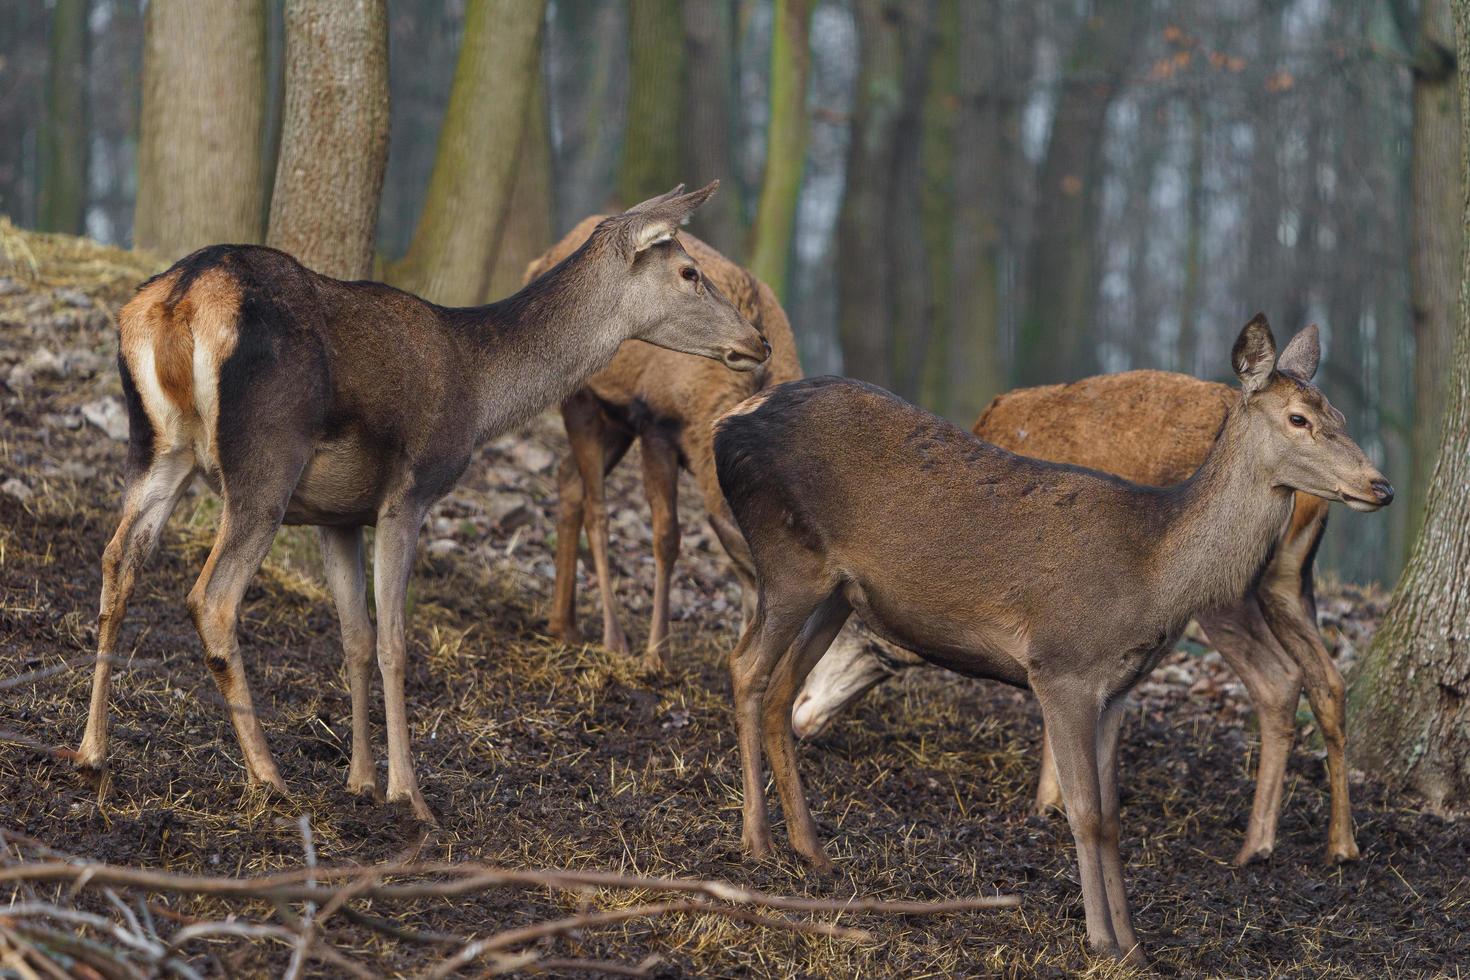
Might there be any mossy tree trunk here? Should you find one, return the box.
[389,0,546,306]
[38,0,89,234]
[681,0,745,257]
[1013,1,1135,387]
[133,0,267,260]
[1348,0,1470,812]
[1407,0,1463,542]
[746,0,812,301]
[485,75,553,301]
[265,0,388,281]
[619,0,685,208]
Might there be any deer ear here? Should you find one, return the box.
[1232,313,1278,394]
[619,181,720,257]
[1276,324,1320,381]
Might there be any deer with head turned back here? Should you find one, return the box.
[73,183,767,823]
[713,317,1390,962]
[792,368,1357,867]
[524,219,801,670]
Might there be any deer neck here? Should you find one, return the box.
[1153,405,1293,615]
[456,260,630,441]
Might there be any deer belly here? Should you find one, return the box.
[286,439,386,525]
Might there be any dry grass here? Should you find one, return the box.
[1,225,1465,976]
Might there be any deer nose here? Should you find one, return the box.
[1370,479,1394,506]
[761,337,772,357]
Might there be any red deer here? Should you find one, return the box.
[712,319,1390,962]
[73,184,767,823]
[525,220,802,669]
[792,369,1358,867]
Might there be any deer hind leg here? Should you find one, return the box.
[76,448,197,771]
[562,393,633,655]
[1033,725,1064,816]
[640,432,680,671]
[372,503,435,824]
[730,594,818,859]
[761,591,851,871]
[319,526,378,799]
[708,509,758,630]
[1032,674,1128,961]
[186,487,298,794]
[1198,603,1302,866]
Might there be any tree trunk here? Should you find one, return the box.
[389,0,546,305]
[887,0,935,402]
[837,0,909,388]
[485,75,554,301]
[1348,0,1470,811]
[1408,0,1463,542]
[1013,1,1136,387]
[943,0,1004,421]
[265,0,388,281]
[133,0,267,259]
[38,0,89,234]
[619,0,685,208]
[681,0,745,257]
[746,0,812,300]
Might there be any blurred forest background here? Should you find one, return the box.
[0,0,1458,588]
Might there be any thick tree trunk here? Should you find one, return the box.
[619,0,685,207]
[389,0,546,305]
[1408,0,1463,541]
[485,76,553,301]
[1348,0,1470,811]
[681,0,745,257]
[133,0,267,259]
[943,0,1004,421]
[38,0,89,234]
[1013,1,1136,387]
[265,0,388,281]
[837,0,910,389]
[747,0,813,300]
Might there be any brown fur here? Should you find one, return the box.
[526,217,802,667]
[793,369,1345,868]
[713,320,1391,962]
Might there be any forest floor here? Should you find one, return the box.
[1,226,1467,977]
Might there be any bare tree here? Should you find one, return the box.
[133,0,267,259]
[38,0,89,234]
[389,0,547,305]
[747,0,813,299]
[1407,0,1463,537]
[485,76,554,300]
[266,0,389,280]
[681,0,746,257]
[1350,0,1470,811]
[619,0,684,207]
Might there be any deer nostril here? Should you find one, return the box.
[1371,479,1394,505]
[761,337,772,356]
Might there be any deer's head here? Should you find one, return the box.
[596,182,770,371]
[1232,315,1393,512]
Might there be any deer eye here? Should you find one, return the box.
[1289,414,1310,428]
[680,266,699,284]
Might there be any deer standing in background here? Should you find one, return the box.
[525,221,800,669]
[713,319,1391,962]
[792,369,1358,867]
[73,184,767,823]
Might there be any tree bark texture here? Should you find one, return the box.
[133,0,267,260]
[680,0,745,257]
[619,0,685,208]
[485,75,553,301]
[266,0,388,281]
[389,0,546,306]
[1348,0,1470,812]
[747,0,813,300]
[38,0,89,234]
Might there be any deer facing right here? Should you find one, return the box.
[712,317,1391,962]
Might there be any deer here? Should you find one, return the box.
[72,183,768,824]
[524,219,802,670]
[791,368,1358,867]
[711,317,1391,962]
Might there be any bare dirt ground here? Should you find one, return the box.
[1,226,1466,976]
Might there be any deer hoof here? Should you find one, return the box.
[1327,841,1360,865]
[1232,843,1272,867]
